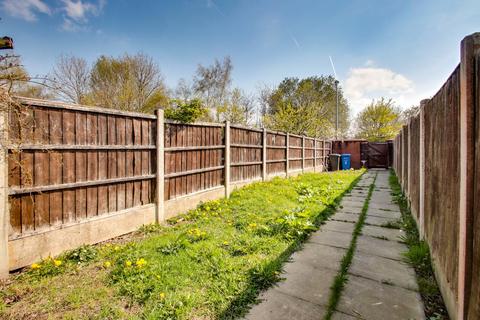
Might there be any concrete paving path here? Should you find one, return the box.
[245,169,426,320]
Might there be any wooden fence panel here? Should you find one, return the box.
[266,131,287,176]
[288,134,302,171]
[423,66,461,309]
[7,101,156,238]
[164,123,224,200]
[304,138,314,169]
[468,51,480,320]
[230,126,262,183]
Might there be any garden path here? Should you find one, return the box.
[245,169,426,320]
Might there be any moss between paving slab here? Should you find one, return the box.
[388,170,449,319]
[324,172,377,320]
[0,170,364,320]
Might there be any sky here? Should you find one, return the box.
[1,0,479,115]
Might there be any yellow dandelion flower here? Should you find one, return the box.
[125,260,132,267]
[249,223,257,228]
[104,261,111,268]
[136,258,147,267]
[159,292,165,299]
[31,263,41,270]
[114,246,120,251]
[54,260,62,267]
[222,241,229,245]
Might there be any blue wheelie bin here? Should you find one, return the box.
[341,154,351,170]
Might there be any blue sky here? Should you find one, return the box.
[2,0,479,114]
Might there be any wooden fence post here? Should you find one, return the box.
[302,136,305,173]
[0,108,9,278]
[155,108,165,223]
[313,139,317,172]
[262,128,267,181]
[224,121,231,197]
[457,33,479,320]
[285,133,290,177]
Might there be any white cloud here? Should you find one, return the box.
[2,0,51,21]
[344,66,416,115]
[60,0,106,31]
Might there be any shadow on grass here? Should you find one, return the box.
[217,171,365,320]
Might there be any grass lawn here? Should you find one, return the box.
[0,170,363,320]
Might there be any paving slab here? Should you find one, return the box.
[321,220,355,234]
[309,230,352,249]
[367,209,401,219]
[349,252,419,291]
[356,235,407,261]
[365,215,398,227]
[331,212,359,223]
[361,225,405,242]
[290,242,346,270]
[245,288,327,320]
[369,202,401,211]
[277,261,337,306]
[336,275,425,320]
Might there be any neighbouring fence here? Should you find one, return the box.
[0,97,331,274]
[393,32,480,320]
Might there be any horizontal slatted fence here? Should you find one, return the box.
[1,97,334,273]
[8,101,156,238]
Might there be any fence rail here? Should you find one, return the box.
[393,32,480,320]
[0,96,332,274]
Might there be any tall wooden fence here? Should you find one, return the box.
[0,97,331,275]
[393,32,480,320]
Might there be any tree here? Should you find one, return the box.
[263,76,350,138]
[217,88,255,125]
[165,99,208,123]
[89,53,168,112]
[402,105,419,122]
[193,56,233,121]
[50,54,90,104]
[355,98,403,142]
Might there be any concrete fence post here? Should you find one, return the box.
[155,108,165,223]
[419,99,428,240]
[0,108,9,278]
[262,128,267,181]
[302,136,305,173]
[457,32,479,320]
[286,133,290,177]
[224,121,231,197]
[407,119,412,199]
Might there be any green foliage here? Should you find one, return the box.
[164,98,208,123]
[88,53,167,112]
[355,97,403,142]
[263,76,350,138]
[63,245,99,265]
[389,170,448,319]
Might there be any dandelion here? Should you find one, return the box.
[249,223,257,228]
[104,261,111,268]
[222,241,229,245]
[125,260,132,267]
[54,260,62,267]
[156,275,161,280]
[114,246,120,251]
[159,292,165,299]
[31,263,41,270]
[136,258,147,267]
